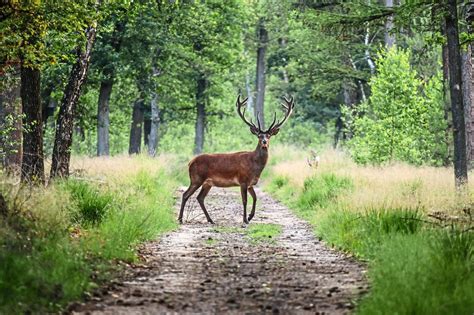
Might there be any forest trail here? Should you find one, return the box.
[70,187,367,314]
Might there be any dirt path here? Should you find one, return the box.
[70,187,367,314]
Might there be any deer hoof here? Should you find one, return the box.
[208,219,215,225]
[247,215,254,222]
[243,219,249,224]
[178,218,183,224]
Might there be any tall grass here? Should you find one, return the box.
[0,155,178,313]
[265,146,474,314]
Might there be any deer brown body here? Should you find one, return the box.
[178,96,294,224]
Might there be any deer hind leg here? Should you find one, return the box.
[197,184,214,224]
[247,186,257,222]
[240,184,249,224]
[178,183,201,224]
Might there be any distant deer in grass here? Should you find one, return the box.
[178,95,295,224]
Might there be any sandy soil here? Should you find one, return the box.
[69,186,367,314]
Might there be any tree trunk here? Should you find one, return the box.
[441,23,453,166]
[148,91,160,156]
[0,72,22,174]
[144,114,151,147]
[255,17,268,128]
[446,0,468,188]
[20,65,44,184]
[194,73,207,155]
[97,79,112,156]
[384,0,396,48]
[245,72,254,113]
[50,25,96,178]
[465,1,474,167]
[462,46,474,165]
[129,99,144,155]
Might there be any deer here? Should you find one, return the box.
[178,95,295,225]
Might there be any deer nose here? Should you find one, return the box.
[262,139,267,144]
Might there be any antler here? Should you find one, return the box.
[236,95,260,133]
[266,96,295,134]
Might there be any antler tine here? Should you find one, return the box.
[236,95,258,130]
[256,112,262,131]
[265,112,277,133]
[268,95,295,133]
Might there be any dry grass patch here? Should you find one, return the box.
[270,147,472,215]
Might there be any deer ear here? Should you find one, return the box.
[270,128,280,136]
[250,126,259,135]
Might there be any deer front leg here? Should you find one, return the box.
[240,185,249,224]
[197,184,214,224]
[247,186,257,222]
[178,183,201,224]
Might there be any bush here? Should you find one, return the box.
[0,158,178,313]
[345,48,448,166]
[63,180,113,226]
[298,173,352,210]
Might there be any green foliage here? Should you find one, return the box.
[358,230,474,315]
[62,180,113,226]
[298,173,353,211]
[346,48,448,165]
[0,162,177,313]
[265,170,473,314]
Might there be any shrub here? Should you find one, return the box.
[345,48,447,165]
[63,180,113,226]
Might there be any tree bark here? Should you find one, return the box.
[20,65,44,184]
[0,72,22,174]
[255,17,268,128]
[462,46,474,165]
[97,79,112,156]
[384,0,396,48]
[148,91,160,156]
[446,0,468,188]
[194,73,207,155]
[144,114,151,147]
[50,25,97,178]
[129,99,144,155]
[441,23,453,166]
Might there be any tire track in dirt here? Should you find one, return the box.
[70,187,367,314]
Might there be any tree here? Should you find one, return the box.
[0,67,22,173]
[347,49,447,165]
[50,23,97,178]
[446,0,468,187]
[255,17,268,128]
[1,1,99,182]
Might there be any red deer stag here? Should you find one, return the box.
[178,95,294,224]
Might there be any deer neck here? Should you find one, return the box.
[253,144,269,168]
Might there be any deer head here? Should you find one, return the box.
[236,95,294,150]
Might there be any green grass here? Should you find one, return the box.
[265,171,474,315]
[0,167,178,313]
[212,226,243,234]
[245,223,282,244]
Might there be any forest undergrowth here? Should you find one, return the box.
[0,155,180,313]
[265,146,474,315]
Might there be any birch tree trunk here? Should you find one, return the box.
[384,0,396,48]
[148,91,160,156]
[255,17,268,128]
[194,73,207,155]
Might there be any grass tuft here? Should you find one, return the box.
[246,223,282,244]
